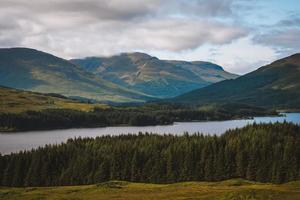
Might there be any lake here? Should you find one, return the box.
[1,113,300,155]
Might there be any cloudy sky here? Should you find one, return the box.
[0,0,299,74]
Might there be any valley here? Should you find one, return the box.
[1,113,299,155]
[1,1,299,199]
[0,49,300,200]
[0,85,276,132]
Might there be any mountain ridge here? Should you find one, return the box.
[171,53,300,108]
[0,47,153,103]
[0,47,237,103]
[71,52,238,98]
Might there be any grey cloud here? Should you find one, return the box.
[254,29,300,49]
[0,0,237,21]
[161,0,234,17]
[0,0,247,58]
[119,19,247,51]
[251,10,300,56]
[25,18,246,58]
[0,0,160,21]
[0,34,22,47]
[278,18,300,27]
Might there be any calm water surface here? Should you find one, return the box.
[1,113,300,154]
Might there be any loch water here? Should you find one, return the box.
[1,113,300,154]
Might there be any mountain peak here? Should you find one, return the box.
[0,47,37,51]
[121,52,155,61]
[0,47,41,56]
[0,47,150,103]
[191,61,224,71]
[0,47,68,64]
[72,52,237,98]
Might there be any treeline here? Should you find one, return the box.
[1,122,299,187]
[0,103,275,132]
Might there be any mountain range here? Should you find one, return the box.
[172,53,300,109]
[0,48,236,102]
[0,48,153,103]
[1,47,299,109]
[71,53,237,98]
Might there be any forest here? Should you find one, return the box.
[1,122,299,187]
[0,103,276,131]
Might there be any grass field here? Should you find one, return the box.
[0,86,109,113]
[0,179,300,200]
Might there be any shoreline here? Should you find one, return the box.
[0,112,290,134]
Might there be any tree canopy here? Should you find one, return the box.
[1,122,299,187]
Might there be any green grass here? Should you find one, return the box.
[0,86,110,113]
[1,179,299,200]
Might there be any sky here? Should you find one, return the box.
[0,0,299,74]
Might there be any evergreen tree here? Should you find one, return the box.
[0,123,299,187]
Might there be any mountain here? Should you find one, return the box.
[0,48,152,103]
[71,52,238,98]
[172,53,300,109]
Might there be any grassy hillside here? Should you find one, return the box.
[172,53,300,109]
[0,86,109,113]
[71,52,238,98]
[0,48,152,103]
[0,86,275,132]
[1,179,300,200]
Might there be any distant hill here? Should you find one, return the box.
[172,53,300,109]
[0,48,152,103]
[71,52,237,98]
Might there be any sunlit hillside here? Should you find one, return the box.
[1,179,300,200]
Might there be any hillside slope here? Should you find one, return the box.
[1,180,300,200]
[172,53,300,108]
[0,86,108,113]
[71,53,238,98]
[0,48,152,103]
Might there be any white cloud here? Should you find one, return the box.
[211,37,277,74]
[1,0,297,75]
[0,0,246,59]
[152,37,277,75]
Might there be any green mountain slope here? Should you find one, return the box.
[71,52,238,98]
[0,86,110,113]
[0,48,152,103]
[172,53,300,108]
